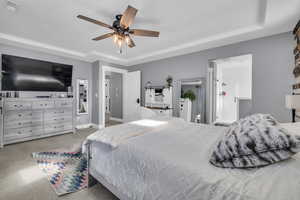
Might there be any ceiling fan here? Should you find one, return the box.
[77,5,160,53]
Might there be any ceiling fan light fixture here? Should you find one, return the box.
[117,38,123,48]
[125,35,130,45]
[113,34,118,44]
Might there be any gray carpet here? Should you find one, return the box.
[0,128,119,200]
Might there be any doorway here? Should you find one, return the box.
[101,66,127,128]
[100,66,141,128]
[105,71,123,127]
[179,78,206,123]
[209,54,252,124]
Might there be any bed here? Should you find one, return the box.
[84,117,300,200]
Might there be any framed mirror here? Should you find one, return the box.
[178,77,206,123]
[77,79,88,115]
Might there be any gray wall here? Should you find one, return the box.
[107,72,123,119]
[0,44,93,126]
[1,32,294,125]
[127,32,295,122]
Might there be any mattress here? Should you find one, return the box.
[87,120,300,200]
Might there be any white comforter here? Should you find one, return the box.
[85,117,186,148]
[86,118,300,200]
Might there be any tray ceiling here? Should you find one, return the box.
[0,0,299,66]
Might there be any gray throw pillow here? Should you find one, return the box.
[210,114,300,168]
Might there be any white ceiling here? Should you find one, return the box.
[0,0,299,66]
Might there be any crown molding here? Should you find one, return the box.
[125,25,264,66]
[0,32,126,64]
[0,32,86,58]
[0,26,289,67]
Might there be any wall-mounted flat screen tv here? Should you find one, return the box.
[1,54,73,91]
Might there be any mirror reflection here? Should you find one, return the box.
[77,79,88,115]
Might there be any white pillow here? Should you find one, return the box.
[280,122,300,136]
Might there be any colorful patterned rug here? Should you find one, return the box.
[32,150,88,196]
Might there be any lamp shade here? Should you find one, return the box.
[286,95,300,109]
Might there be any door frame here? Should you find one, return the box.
[100,65,128,127]
[178,77,206,123]
[208,54,252,124]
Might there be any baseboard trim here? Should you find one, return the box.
[110,117,123,122]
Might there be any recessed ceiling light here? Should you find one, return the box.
[6,0,17,12]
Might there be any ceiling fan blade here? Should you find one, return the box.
[130,29,160,37]
[77,15,113,30]
[120,5,138,28]
[127,36,136,48]
[92,33,114,41]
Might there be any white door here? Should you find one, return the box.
[214,54,252,124]
[123,71,141,122]
[215,65,238,124]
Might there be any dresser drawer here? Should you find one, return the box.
[55,100,73,108]
[45,116,72,125]
[32,101,55,109]
[44,123,73,134]
[4,126,43,141]
[5,111,43,122]
[5,119,43,129]
[44,108,72,118]
[5,101,32,111]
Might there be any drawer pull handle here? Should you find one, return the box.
[18,114,22,117]
[18,123,21,125]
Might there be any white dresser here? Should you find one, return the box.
[0,98,74,147]
[145,86,173,117]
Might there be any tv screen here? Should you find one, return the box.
[1,54,73,91]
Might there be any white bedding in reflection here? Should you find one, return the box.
[86,118,300,200]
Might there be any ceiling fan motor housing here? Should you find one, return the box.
[113,15,129,35]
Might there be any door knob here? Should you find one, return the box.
[136,98,140,104]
